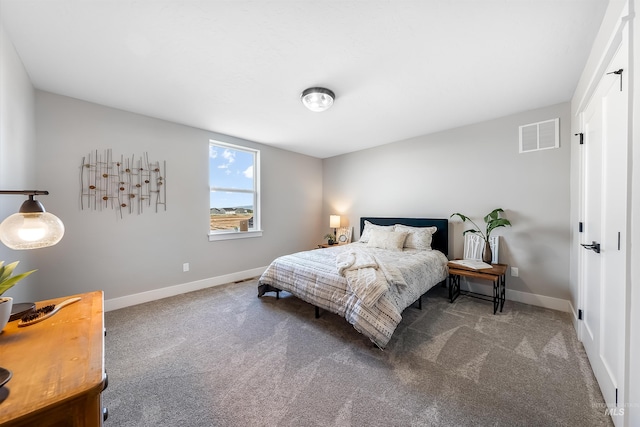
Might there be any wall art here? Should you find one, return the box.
[81,149,166,217]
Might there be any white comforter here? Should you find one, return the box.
[258,242,448,348]
[336,249,407,308]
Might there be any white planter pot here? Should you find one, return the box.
[0,297,13,333]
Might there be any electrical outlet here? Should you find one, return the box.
[183,263,190,272]
[511,267,519,277]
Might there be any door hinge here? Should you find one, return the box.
[579,222,583,233]
[607,68,624,91]
[574,133,584,144]
[578,309,583,320]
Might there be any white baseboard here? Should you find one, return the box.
[104,266,267,312]
[568,299,581,335]
[460,282,570,312]
[567,299,579,320]
[106,267,571,314]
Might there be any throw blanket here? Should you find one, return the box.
[336,250,406,307]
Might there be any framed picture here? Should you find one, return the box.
[336,227,352,244]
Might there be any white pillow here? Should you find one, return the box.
[359,220,395,243]
[394,224,437,250]
[366,229,408,251]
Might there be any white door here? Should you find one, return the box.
[579,31,628,425]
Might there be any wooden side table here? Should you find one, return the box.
[0,291,107,427]
[448,261,507,314]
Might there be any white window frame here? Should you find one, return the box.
[208,140,262,241]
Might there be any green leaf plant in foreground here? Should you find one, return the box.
[0,261,36,296]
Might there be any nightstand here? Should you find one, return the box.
[448,261,507,314]
[0,291,107,426]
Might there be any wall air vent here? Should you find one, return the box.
[519,118,559,153]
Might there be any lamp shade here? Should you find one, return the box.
[301,87,335,112]
[0,195,64,250]
[0,212,65,250]
[329,215,341,229]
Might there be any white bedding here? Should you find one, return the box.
[336,248,407,308]
[258,242,448,348]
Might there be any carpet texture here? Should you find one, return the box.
[103,279,612,426]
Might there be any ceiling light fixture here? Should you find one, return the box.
[301,87,335,112]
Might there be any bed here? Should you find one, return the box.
[257,217,449,348]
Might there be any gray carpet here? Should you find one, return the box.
[103,279,612,426]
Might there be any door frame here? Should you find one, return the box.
[574,7,631,426]
[575,12,628,342]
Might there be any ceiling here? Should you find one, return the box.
[1,1,608,159]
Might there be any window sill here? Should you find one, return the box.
[208,230,263,241]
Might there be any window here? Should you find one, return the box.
[209,140,261,240]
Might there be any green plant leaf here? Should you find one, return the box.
[450,213,470,222]
[451,212,485,239]
[483,208,505,223]
[0,261,19,283]
[486,218,512,236]
[454,209,511,241]
[0,261,36,296]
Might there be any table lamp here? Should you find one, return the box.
[329,215,340,239]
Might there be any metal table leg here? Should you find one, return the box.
[449,274,461,303]
[493,278,499,314]
[499,274,506,312]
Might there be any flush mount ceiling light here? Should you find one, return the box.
[301,87,335,112]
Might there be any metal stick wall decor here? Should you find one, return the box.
[81,150,166,217]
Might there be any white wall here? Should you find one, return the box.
[25,91,322,303]
[0,24,39,302]
[323,103,572,303]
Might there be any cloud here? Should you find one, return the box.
[222,149,235,164]
[209,146,218,159]
[243,165,253,178]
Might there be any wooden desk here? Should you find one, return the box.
[448,262,507,314]
[0,291,106,427]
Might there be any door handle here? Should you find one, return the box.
[581,241,601,253]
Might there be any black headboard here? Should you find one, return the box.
[360,217,449,256]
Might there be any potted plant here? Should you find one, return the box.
[0,261,36,332]
[324,233,336,245]
[450,208,512,263]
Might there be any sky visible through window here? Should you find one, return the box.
[209,145,254,209]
